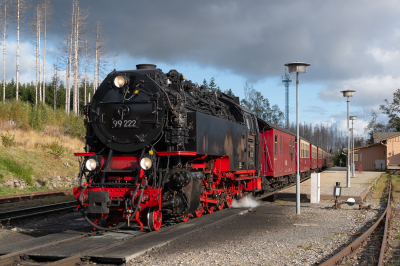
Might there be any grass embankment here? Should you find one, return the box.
[391,174,400,204]
[370,174,390,204]
[0,101,85,195]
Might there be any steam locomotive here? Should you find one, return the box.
[73,64,329,231]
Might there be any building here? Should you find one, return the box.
[354,133,400,171]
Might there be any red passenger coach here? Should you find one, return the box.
[310,144,318,171]
[317,148,323,170]
[296,138,311,177]
[257,119,296,188]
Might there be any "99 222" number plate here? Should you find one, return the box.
[111,119,138,128]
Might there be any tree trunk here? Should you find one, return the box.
[2,1,6,104]
[35,6,38,105]
[42,4,47,104]
[16,0,20,101]
[38,13,41,103]
[53,60,57,112]
[84,39,87,105]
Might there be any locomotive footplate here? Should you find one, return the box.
[87,191,110,213]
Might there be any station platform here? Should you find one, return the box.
[274,167,384,202]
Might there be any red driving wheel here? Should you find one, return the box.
[206,205,214,214]
[181,214,190,222]
[217,197,224,211]
[147,207,162,231]
[194,207,204,218]
[225,197,233,208]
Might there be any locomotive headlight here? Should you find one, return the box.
[140,157,152,170]
[114,76,126,88]
[85,159,98,171]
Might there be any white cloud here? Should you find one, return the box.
[318,75,399,111]
[367,47,400,65]
[1,41,55,84]
[335,118,369,137]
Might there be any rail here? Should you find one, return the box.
[0,189,73,204]
[0,201,76,223]
[320,175,392,266]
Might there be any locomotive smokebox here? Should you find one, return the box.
[136,64,157,70]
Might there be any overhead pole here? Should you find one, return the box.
[282,69,292,129]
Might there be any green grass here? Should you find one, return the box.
[0,156,34,185]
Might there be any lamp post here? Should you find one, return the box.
[349,116,357,177]
[285,61,310,215]
[340,90,355,187]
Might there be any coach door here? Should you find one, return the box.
[245,114,256,170]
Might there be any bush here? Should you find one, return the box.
[0,101,85,141]
[63,116,85,139]
[0,156,34,185]
[46,141,64,157]
[1,130,15,148]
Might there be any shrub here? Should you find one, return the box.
[0,156,34,185]
[63,116,85,139]
[46,141,64,157]
[1,130,15,148]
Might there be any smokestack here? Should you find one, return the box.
[136,64,157,70]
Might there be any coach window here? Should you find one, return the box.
[275,134,278,155]
[280,135,282,154]
[289,139,292,160]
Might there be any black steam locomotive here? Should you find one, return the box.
[73,64,318,231]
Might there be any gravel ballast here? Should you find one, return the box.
[127,198,381,266]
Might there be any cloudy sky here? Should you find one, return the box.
[4,0,400,135]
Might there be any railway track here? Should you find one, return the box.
[0,189,73,204]
[0,201,76,224]
[0,176,311,266]
[321,175,392,266]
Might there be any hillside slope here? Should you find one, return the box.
[0,126,84,195]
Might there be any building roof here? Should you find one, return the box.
[354,142,385,151]
[373,132,400,143]
[256,118,311,143]
[381,132,400,142]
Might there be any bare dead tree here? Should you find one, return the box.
[84,39,87,105]
[2,0,9,104]
[53,58,57,112]
[15,0,29,101]
[113,52,118,70]
[41,0,52,104]
[94,21,108,90]
[31,4,42,105]
[38,5,41,102]
[70,0,89,115]
[65,34,70,115]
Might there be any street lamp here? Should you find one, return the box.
[349,116,357,177]
[285,61,310,215]
[340,90,355,187]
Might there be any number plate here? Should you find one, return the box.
[111,119,138,128]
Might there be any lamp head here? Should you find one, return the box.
[284,62,310,73]
[341,90,356,97]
